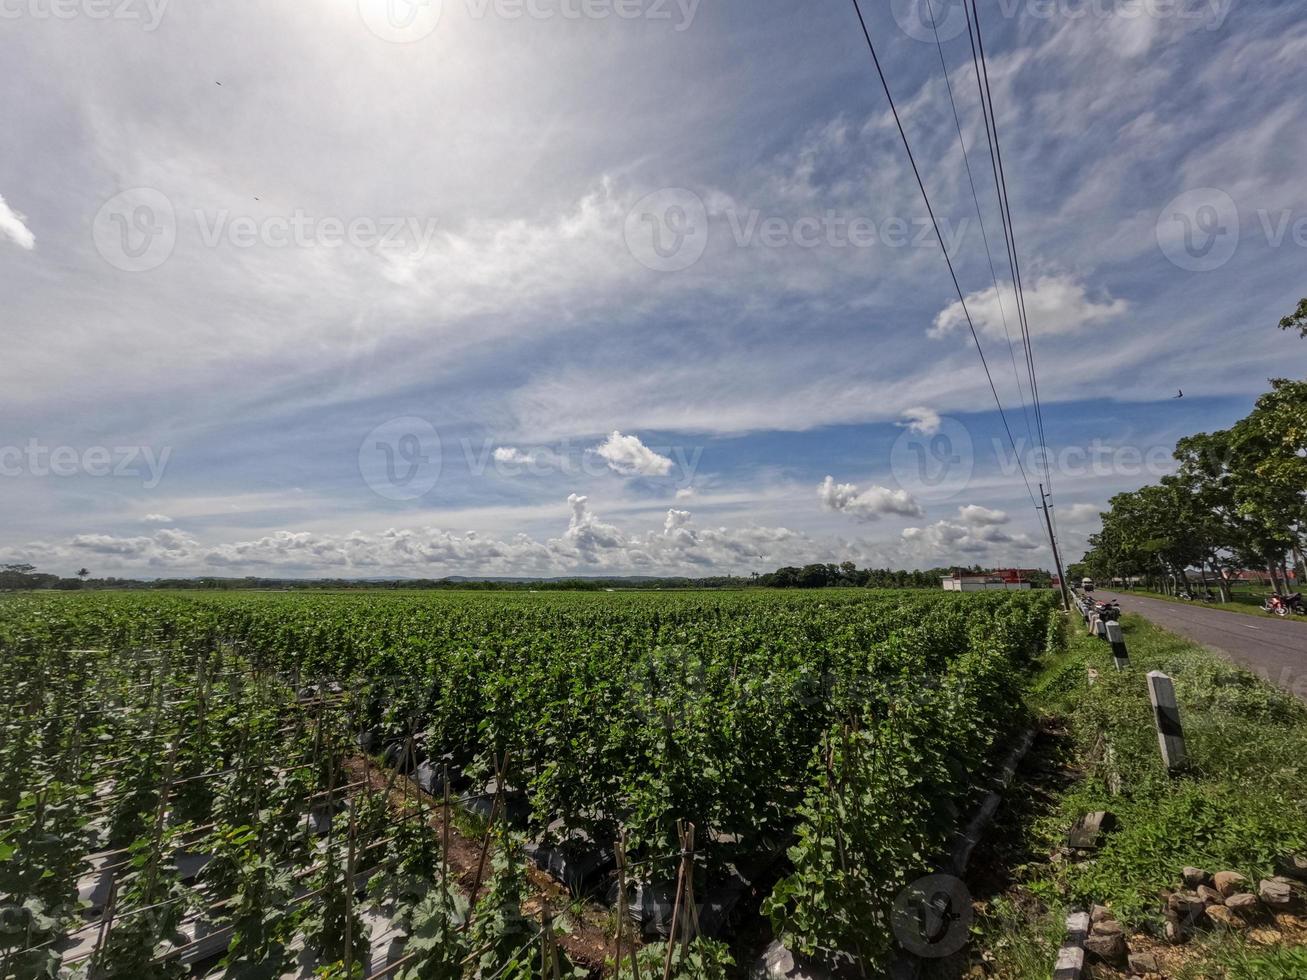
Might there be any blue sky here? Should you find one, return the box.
[1,0,1304,577]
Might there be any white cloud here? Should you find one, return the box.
[0,195,35,251]
[593,431,674,477]
[902,520,1042,559]
[141,514,174,524]
[931,275,1127,342]
[675,487,695,500]
[899,406,941,437]
[957,505,1010,527]
[44,495,809,577]
[1060,503,1102,523]
[819,476,924,522]
[492,447,533,465]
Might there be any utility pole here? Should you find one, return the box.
[1040,483,1071,611]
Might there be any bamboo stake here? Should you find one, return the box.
[662,822,688,980]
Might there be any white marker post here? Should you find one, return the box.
[1105,621,1129,671]
[1147,671,1187,773]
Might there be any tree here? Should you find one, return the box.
[1279,297,1307,339]
[77,568,89,581]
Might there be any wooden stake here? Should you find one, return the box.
[616,833,640,980]
[662,822,689,980]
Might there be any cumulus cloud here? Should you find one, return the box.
[957,504,1010,527]
[901,520,1042,558]
[931,275,1127,341]
[141,514,174,524]
[1060,503,1102,523]
[493,447,533,465]
[675,487,695,500]
[593,431,674,477]
[45,495,812,577]
[899,406,941,437]
[0,195,34,251]
[819,476,924,522]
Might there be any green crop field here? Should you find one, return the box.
[0,589,1059,978]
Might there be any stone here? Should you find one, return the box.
[1164,920,1187,944]
[1225,893,1261,918]
[1274,854,1307,881]
[1167,891,1206,924]
[1090,903,1112,923]
[1129,951,1161,974]
[1092,919,1124,938]
[1084,931,1129,968]
[1053,946,1084,980]
[1197,885,1223,905]
[1205,905,1244,929]
[1258,878,1300,911]
[1213,871,1248,897]
[1182,866,1209,888]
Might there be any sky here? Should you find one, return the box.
[1,0,1305,579]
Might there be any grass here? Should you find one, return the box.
[973,613,1307,978]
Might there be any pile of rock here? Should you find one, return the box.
[1163,859,1307,942]
[1078,906,1159,976]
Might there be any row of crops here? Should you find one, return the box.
[0,589,1061,978]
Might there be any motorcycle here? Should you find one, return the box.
[1094,600,1122,623]
[1263,593,1305,617]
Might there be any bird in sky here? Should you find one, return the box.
[1174,389,1184,399]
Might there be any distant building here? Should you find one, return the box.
[942,570,1033,592]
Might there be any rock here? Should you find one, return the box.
[1213,871,1248,897]
[1225,892,1261,918]
[1092,919,1124,938]
[1197,884,1223,905]
[1258,878,1300,911]
[1129,951,1161,974]
[1182,866,1209,888]
[1164,919,1187,944]
[1274,854,1307,881]
[1091,903,1112,922]
[1205,905,1244,929]
[1084,931,1129,968]
[1167,891,1207,924]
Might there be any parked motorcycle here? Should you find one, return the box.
[1094,600,1122,622]
[1263,593,1305,617]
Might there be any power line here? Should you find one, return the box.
[965,0,1067,559]
[846,0,1039,514]
[923,0,1038,462]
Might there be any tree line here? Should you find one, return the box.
[1071,301,1306,599]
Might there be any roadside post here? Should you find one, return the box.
[1105,622,1129,670]
[1147,671,1187,773]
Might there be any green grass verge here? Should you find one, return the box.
[975,613,1307,977]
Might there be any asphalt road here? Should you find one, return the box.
[1095,589,1307,700]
